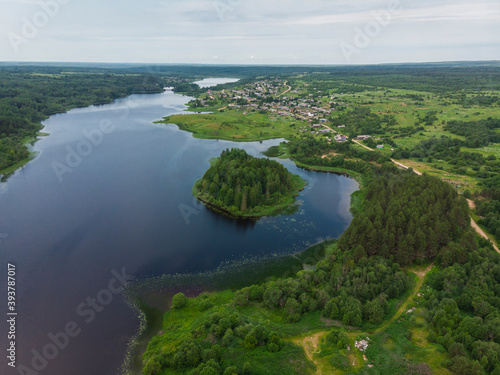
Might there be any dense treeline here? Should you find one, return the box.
[478,178,500,243]
[424,242,500,374]
[194,148,303,216]
[390,117,500,246]
[444,118,500,148]
[243,254,411,326]
[338,167,470,265]
[143,164,481,374]
[0,67,166,172]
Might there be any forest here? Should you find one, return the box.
[143,162,500,375]
[0,66,166,173]
[338,169,471,266]
[444,118,500,148]
[388,116,500,243]
[194,148,304,217]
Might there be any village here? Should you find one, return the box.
[193,79,384,146]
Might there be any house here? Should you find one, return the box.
[334,134,348,142]
[376,144,384,149]
[356,135,371,140]
[337,125,346,129]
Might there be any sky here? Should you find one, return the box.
[0,0,499,64]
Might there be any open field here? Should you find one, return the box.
[159,111,303,141]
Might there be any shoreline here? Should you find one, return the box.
[0,89,165,180]
[123,156,362,375]
[192,173,307,220]
[122,238,340,374]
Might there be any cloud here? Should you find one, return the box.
[0,0,498,64]
[290,2,500,25]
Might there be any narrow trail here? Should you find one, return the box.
[291,332,324,375]
[371,263,433,335]
[291,264,434,374]
[390,158,422,175]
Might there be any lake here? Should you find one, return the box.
[0,79,358,375]
[193,77,240,88]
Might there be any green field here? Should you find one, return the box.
[159,110,303,142]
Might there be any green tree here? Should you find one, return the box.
[172,292,187,309]
[285,298,302,322]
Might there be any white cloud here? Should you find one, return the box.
[0,0,498,64]
[291,2,500,25]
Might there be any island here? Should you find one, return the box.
[193,148,306,218]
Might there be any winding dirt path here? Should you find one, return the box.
[278,81,291,96]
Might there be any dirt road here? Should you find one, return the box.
[470,218,500,253]
[279,81,291,96]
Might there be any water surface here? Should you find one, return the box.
[194,77,240,88]
[0,79,358,375]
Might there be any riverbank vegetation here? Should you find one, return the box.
[3,62,500,375]
[194,148,305,218]
[142,161,499,374]
[136,63,500,375]
[0,66,166,175]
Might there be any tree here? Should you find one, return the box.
[285,298,302,322]
[263,283,283,309]
[323,298,339,319]
[244,333,258,350]
[326,329,349,349]
[222,328,234,346]
[224,366,239,375]
[172,339,202,368]
[143,355,163,375]
[364,298,385,324]
[172,292,187,309]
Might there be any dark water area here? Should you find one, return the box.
[0,81,358,375]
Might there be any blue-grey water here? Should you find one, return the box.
[0,80,358,375]
[193,77,240,88]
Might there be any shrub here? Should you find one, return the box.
[172,292,187,309]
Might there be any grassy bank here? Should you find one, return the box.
[158,111,300,142]
[123,240,335,374]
